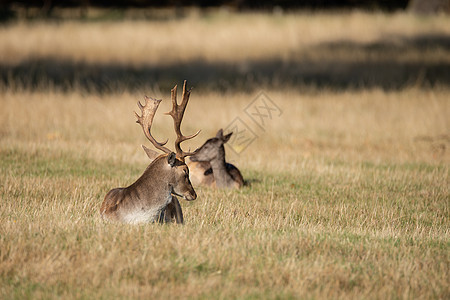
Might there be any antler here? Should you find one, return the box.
[165,80,200,160]
[135,96,172,154]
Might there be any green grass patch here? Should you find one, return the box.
[0,148,142,180]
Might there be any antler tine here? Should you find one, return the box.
[165,80,200,160]
[135,96,172,154]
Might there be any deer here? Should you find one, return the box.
[100,81,200,224]
[187,129,244,189]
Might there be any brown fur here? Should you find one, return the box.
[188,129,244,189]
[100,153,196,224]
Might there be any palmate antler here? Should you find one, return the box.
[135,81,199,161]
[135,96,172,154]
[166,81,201,160]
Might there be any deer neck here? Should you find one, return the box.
[209,152,234,188]
[131,156,172,203]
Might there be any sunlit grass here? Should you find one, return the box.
[1,86,448,299]
[0,145,448,298]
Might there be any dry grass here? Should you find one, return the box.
[1,87,448,299]
[1,10,449,299]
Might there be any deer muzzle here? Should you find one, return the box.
[171,189,197,201]
[184,190,197,201]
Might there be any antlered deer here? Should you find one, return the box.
[100,81,199,224]
[188,129,244,189]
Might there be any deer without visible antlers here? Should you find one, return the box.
[188,129,244,189]
[100,81,199,224]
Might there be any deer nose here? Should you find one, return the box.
[186,190,197,201]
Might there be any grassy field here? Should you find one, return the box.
[0,10,449,299]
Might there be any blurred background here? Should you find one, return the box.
[1,0,449,167]
[1,0,449,94]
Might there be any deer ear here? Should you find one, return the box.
[167,152,177,167]
[222,132,233,143]
[142,145,159,162]
[216,129,224,138]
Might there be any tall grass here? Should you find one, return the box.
[1,10,449,299]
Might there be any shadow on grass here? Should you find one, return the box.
[1,34,449,93]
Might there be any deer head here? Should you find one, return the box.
[189,129,232,162]
[187,129,244,189]
[134,82,199,201]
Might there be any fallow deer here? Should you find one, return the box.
[100,81,200,224]
[188,129,244,189]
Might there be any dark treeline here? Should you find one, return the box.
[3,0,411,11]
[3,1,449,19]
